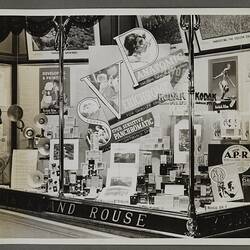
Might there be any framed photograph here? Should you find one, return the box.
[208,56,238,111]
[137,15,185,50]
[196,15,250,51]
[49,138,80,170]
[26,22,100,60]
[106,166,137,191]
[110,143,140,170]
[174,119,202,164]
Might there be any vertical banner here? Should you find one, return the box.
[81,62,122,119]
[39,67,70,115]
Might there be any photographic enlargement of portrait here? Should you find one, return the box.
[121,29,158,71]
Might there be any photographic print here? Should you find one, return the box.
[196,15,250,51]
[106,165,137,191]
[174,119,201,164]
[110,143,139,170]
[114,153,136,163]
[137,15,183,47]
[110,176,133,187]
[26,22,100,60]
[209,56,238,111]
[39,67,70,115]
[81,61,122,119]
[49,139,79,170]
[53,143,74,161]
[179,129,190,152]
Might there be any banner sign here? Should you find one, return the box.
[104,112,155,151]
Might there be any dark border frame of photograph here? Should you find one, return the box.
[196,15,250,52]
[208,56,238,111]
[26,22,100,61]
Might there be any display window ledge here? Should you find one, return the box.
[1,187,250,238]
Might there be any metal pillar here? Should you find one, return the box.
[58,16,65,197]
[180,15,200,237]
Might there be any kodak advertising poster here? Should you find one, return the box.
[209,164,244,202]
[84,29,189,150]
[88,45,188,123]
[114,28,188,90]
[39,67,70,115]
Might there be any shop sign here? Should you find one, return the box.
[50,200,76,215]
[49,200,148,228]
[88,206,147,228]
[200,209,250,236]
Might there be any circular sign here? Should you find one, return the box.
[209,166,226,183]
[222,145,250,173]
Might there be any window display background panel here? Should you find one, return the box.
[0,64,12,185]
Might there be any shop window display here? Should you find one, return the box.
[1,14,250,238]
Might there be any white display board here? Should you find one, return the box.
[11,150,38,190]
